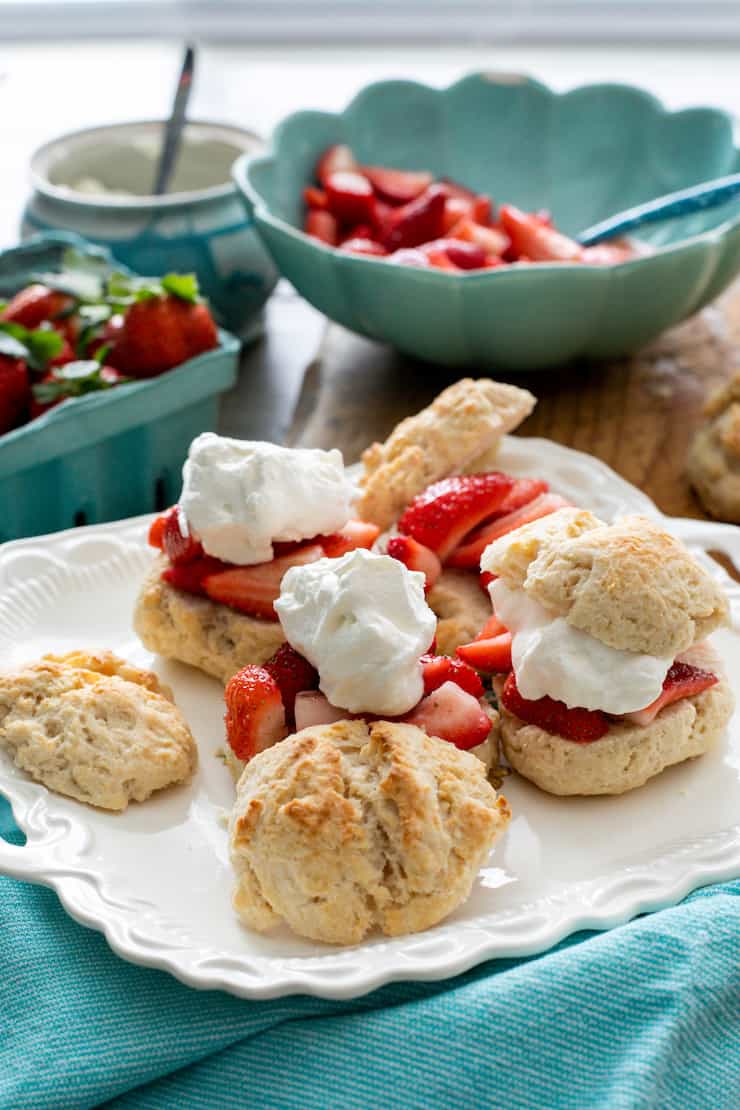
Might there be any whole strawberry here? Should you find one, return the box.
[1,283,74,330]
[110,296,218,378]
[0,355,30,434]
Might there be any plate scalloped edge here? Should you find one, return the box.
[0,436,738,1001]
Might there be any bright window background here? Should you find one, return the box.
[2,0,740,42]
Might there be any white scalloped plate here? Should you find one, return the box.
[0,437,739,1001]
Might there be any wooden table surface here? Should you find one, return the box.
[240,282,739,525]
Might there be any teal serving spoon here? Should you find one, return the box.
[578,172,740,245]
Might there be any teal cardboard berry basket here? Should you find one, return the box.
[0,233,241,541]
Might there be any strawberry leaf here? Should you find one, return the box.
[0,328,29,360]
[160,273,199,303]
[32,359,126,404]
[0,321,63,370]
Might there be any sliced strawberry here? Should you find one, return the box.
[339,237,387,257]
[480,571,496,592]
[476,613,507,640]
[456,633,512,673]
[441,196,474,234]
[294,690,351,732]
[499,204,582,263]
[148,512,169,549]
[420,654,484,699]
[320,519,381,558]
[449,216,510,258]
[402,680,491,751]
[386,534,442,591]
[623,661,718,727]
[263,642,319,724]
[425,249,459,271]
[398,472,515,562]
[363,166,433,205]
[446,492,570,569]
[501,672,609,742]
[389,248,432,268]
[303,185,328,210]
[325,171,376,225]
[162,555,228,596]
[304,209,339,246]
[316,144,357,185]
[203,544,324,620]
[379,185,447,251]
[496,477,549,515]
[224,666,287,762]
[420,238,487,271]
[473,195,493,225]
[161,506,203,564]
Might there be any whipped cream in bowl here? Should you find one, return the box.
[490,579,671,715]
[179,433,356,565]
[275,549,437,716]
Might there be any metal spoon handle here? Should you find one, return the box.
[578,172,740,245]
[152,44,195,196]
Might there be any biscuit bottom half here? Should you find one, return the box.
[496,678,734,796]
[133,558,285,685]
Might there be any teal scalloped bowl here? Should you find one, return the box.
[233,74,740,370]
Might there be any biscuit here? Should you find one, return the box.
[687,373,740,522]
[483,509,728,658]
[0,657,197,811]
[229,718,510,945]
[133,557,285,685]
[358,378,535,528]
[427,568,494,656]
[496,674,734,796]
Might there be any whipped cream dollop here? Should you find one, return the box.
[275,548,436,715]
[490,579,671,714]
[179,434,356,564]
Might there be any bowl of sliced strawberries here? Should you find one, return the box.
[0,233,240,541]
[234,73,740,370]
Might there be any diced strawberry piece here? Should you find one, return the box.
[386,534,442,591]
[224,666,287,762]
[623,661,718,727]
[449,217,510,257]
[316,143,357,185]
[203,544,324,620]
[340,223,374,241]
[398,472,515,562]
[446,492,570,569]
[479,571,496,592]
[499,204,582,263]
[339,238,387,257]
[294,690,351,731]
[303,185,328,210]
[379,185,447,251]
[441,196,473,233]
[473,195,493,225]
[441,239,487,270]
[388,248,432,268]
[402,680,491,751]
[501,672,609,742]
[420,654,484,699]
[425,249,459,271]
[263,642,319,724]
[148,512,169,549]
[581,242,635,265]
[363,166,433,205]
[456,633,512,673]
[1,284,73,328]
[162,555,228,596]
[161,506,203,564]
[324,171,376,225]
[476,613,507,640]
[304,209,339,246]
[320,519,381,558]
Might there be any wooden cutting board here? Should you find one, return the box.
[286,281,740,522]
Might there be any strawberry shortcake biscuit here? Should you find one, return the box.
[479,509,734,795]
[134,433,379,683]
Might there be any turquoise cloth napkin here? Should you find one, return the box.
[1,795,738,1110]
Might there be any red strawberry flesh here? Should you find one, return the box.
[203,544,324,620]
[224,665,287,762]
[623,661,718,727]
[398,472,515,561]
[501,672,609,743]
[161,506,203,564]
[263,642,319,725]
[420,654,484,699]
[402,680,491,751]
[446,492,569,569]
[456,633,512,673]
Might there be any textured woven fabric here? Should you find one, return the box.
[0,795,738,1110]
